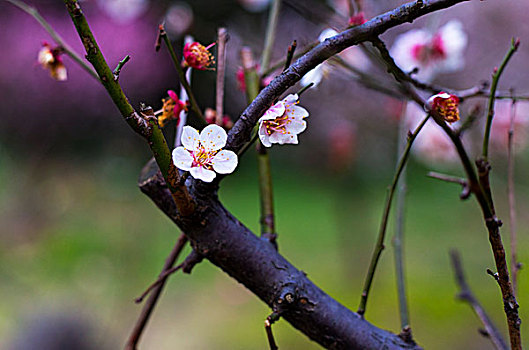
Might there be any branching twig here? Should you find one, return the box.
[113,55,130,81]
[450,250,508,350]
[227,0,474,154]
[135,249,203,304]
[63,0,195,216]
[427,171,470,200]
[283,40,297,72]
[369,32,521,349]
[6,0,99,80]
[158,25,206,124]
[125,234,188,350]
[358,113,430,316]
[482,38,520,161]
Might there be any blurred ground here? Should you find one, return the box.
[1,0,529,349]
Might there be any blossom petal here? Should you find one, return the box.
[300,65,324,87]
[286,105,309,119]
[269,131,298,145]
[190,166,217,182]
[260,101,285,121]
[200,124,227,152]
[172,147,193,171]
[212,150,238,174]
[258,123,272,147]
[181,126,200,151]
[283,94,299,105]
[286,119,307,134]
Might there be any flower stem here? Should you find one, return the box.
[482,38,519,161]
[6,0,99,80]
[357,113,430,316]
[159,25,206,124]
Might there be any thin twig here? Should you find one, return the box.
[262,42,316,78]
[215,28,228,124]
[450,250,508,350]
[265,312,280,350]
[245,39,278,246]
[257,142,277,247]
[427,171,470,200]
[507,98,520,295]
[135,249,203,304]
[113,55,130,81]
[357,113,430,316]
[125,234,188,350]
[158,25,206,124]
[6,0,99,80]
[331,56,403,98]
[407,87,522,350]
[482,38,520,160]
[393,103,411,333]
[283,40,297,72]
[260,0,282,73]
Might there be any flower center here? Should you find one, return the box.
[434,97,459,123]
[263,115,290,136]
[411,34,446,64]
[191,145,218,169]
[188,43,215,69]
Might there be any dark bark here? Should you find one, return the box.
[139,164,420,350]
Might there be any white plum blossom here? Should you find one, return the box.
[258,94,309,147]
[172,125,238,182]
[390,20,467,82]
[300,28,370,87]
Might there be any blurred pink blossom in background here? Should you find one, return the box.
[390,20,467,82]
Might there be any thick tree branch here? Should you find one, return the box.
[138,166,421,350]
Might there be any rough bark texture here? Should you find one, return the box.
[139,163,421,350]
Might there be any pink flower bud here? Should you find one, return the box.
[426,92,460,123]
[348,12,366,27]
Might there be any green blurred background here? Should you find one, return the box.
[1,0,529,349]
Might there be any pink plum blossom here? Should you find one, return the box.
[390,20,467,82]
[258,94,309,147]
[172,125,238,182]
[405,102,461,167]
[426,92,460,123]
[159,90,187,127]
[183,42,215,70]
[37,43,67,81]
